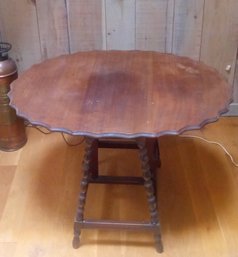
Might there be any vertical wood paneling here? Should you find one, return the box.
[105,0,136,50]
[35,0,69,59]
[135,0,167,51]
[165,0,175,53]
[172,0,205,60]
[101,0,107,50]
[0,17,6,42]
[67,0,103,52]
[233,55,238,102]
[0,0,41,72]
[200,0,238,83]
[0,0,237,112]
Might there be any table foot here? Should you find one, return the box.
[154,231,163,253]
[72,222,81,249]
[72,236,80,249]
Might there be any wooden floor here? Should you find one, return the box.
[1,117,238,257]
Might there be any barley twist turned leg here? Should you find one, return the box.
[72,137,95,249]
[137,138,163,253]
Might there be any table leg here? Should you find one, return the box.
[137,138,163,253]
[146,138,161,196]
[89,139,99,179]
[73,137,95,249]
[146,138,161,169]
[73,137,163,253]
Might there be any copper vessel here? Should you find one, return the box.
[0,42,27,151]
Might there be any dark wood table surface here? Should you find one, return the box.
[9,51,231,138]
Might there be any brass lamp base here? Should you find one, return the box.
[0,118,27,152]
[0,42,27,151]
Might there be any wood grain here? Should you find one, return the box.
[0,166,16,220]
[0,147,23,166]
[67,0,104,52]
[35,0,70,59]
[0,0,237,113]
[172,0,205,60]
[0,16,6,42]
[165,0,175,53]
[1,118,238,256]
[135,0,167,51]
[233,55,238,102]
[200,0,238,83]
[105,0,136,50]
[0,0,41,72]
[9,51,231,138]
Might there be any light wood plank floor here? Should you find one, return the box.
[1,117,238,257]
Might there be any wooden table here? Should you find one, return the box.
[8,51,231,253]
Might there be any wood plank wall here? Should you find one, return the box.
[0,0,238,110]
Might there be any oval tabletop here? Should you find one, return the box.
[9,51,231,138]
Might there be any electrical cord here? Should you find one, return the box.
[25,123,85,147]
[61,133,85,146]
[25,121,238,166]
[180,134,238,167]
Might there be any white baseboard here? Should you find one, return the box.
[223,103,238,116]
